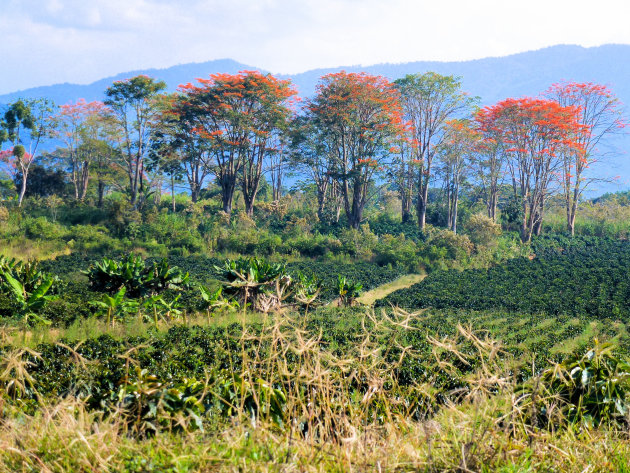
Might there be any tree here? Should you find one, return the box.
[437,119,480,233]
[479,97,588,242]
[52,99,110,201]
[394,73,476,230]
[178,71,296,216]
[288,116,336,221]
[474,107,507,221]
[388,133,416,223]
[0,98,55,206]
[104,75,167,207]
[93,116,126,208]
[152,94,215,204]
[545,82,627,235]
[308,71,405,229]
[13,164,66,198]
[268,133,288,202]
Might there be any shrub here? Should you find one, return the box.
[425,228,473,262]
[465,213,502,248]
[373,234,418,269]
[22,216,68,240]
[339,224,378,259]
[537,341,630,428]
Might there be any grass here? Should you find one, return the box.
[0,310,271,347]
[357,273,426,305]
[1,312,630,472]
[0,238,70,261]
[3,397,630,472]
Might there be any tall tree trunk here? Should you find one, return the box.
[533,199,545,236]
[401,194,412,224]
[416,185,428,231]
[17,169,28,207]
[171,175,176,213]
[97,180,105,208]
[451,180,460,234]
[567,185,579,237]
[316,184,327,222]
[72,158,80,200]
[79,162,90,201]
[221,182,236,216]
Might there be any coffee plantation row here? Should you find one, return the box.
[378,236,630,319]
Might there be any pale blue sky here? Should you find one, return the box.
[2,0,630,94]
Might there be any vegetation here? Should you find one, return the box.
[1,68,630,471]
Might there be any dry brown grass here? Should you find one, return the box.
[1,310,630,472]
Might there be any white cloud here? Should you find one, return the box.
[1,0,630,94]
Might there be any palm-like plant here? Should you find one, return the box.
[1,271,55,327]
[337,276,362,307]
[293,271,321,313]
[85,254,147,296]
[92,287,139,326]
[199,286,239,319]
[142,294,183,326]
[215,258,288,309]
[85,255,189,298]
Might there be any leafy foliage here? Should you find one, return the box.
[85,254,189,298]
[538,341,630,428]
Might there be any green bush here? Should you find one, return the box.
[464,213,501,248]
[22,216,68,240]
[373,234,419,269]
[339,225,378,259]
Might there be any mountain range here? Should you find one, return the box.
[2,44,630,193]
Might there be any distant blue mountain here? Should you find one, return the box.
[2,44,630,193]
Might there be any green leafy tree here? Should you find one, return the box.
[104,75,167,206]
[0,98,55,206]
[394,73,476,230]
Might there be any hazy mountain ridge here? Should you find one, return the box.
[2,44,630,192]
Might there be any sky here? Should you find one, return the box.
[2,0,630,94]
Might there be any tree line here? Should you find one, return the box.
[0,71,625,242]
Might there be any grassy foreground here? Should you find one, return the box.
[2,397,630,472]
[1,309,630,472]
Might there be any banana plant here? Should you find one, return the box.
[199,286,239,320]
[142,294,183,327]
[92,287,139,326]
[85,254,147,296]
[0,256,60,296]
[143,259,189,296]
[85,255,189,298]
[293,271,321,313]
[1,271,55,330]
[337,275,362,307]
[215,258,288,309]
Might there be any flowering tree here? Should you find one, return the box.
[545,82,627,235]
[52,99,111,201]
[178,71,297,216]
[289,115,344,222]
[150,93,214,205]
[479,97,588,242]
[308,71,405,229]
[474,107,508,221]
[0,98,55,206]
